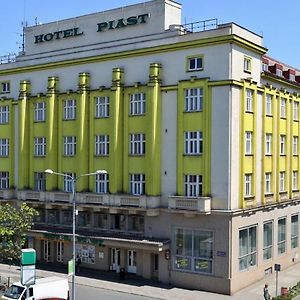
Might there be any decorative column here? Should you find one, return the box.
[46,76,59,190]
[18,80,31,189]
[110,68,124,193]
[147,63,162,196]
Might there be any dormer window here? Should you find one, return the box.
[276,69,283,77]
[290,74,296,81]
[262,62,269,72]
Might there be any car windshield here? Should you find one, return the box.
[3,285,25,299]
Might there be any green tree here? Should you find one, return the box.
[0,203,38,261]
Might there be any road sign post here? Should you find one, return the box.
[21,249,36,300]
[274,264,281,297]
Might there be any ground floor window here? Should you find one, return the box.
[263,222,273,261]
[239,225,257,271]
[76,244,95,264]
[291,215,298,249]
[278,218,286,255]
[174,228,213,274]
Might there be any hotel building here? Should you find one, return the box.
[0,0,300,294]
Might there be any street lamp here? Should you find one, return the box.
[44,169,107,300]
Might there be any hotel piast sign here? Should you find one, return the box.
[34,13,150,44]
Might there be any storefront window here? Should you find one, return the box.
[239,225,257,271]
[76,244,95,264]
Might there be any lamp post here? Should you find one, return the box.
[44,169,107,300]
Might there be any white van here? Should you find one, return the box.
[2,276,69,300]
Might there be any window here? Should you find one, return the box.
[280,135,286,155]
[63,136,76,156]
[0,172,9,189]
[47,209,60,224]
[279,172,285,192]
[290,74,296,82]
[294,102,299,121]
[184,175,202,197]
[262,62,269,72]
[174,228,213,274]
[278,218,286,254]
[245,131,252,155]
[276,69,283,77]
[34,102,46,122]
[184,88,203,112]
[95,135,109,156]
[265,94,272,115]
[95,173,109,194]
[291,215,299,249]
[184,131,203,155]
[111,214,126,230]
[1,82,10,93]
[0,105,9,124]
[63,99,76,120]
[77,212,91,227]
[62,211,72,225]
[95,96,109,118]
[0,138,9,157]
[263,222,273,260]
[128,215,144,232]
[129,93,146,115]
[34,172,46,191]
[187,56,203,71]
[94,213,108,228]
[280,98,286,118]
[245,89,253,112]
[265,173,272,194]
[293,136,298,156]
[63,173,75,192]
[129,173,145,195]
[244,174,252,197]
[76,244,95,264]
[239,226,257,271]
[34,137,46,156]
[293,171,298,191]
[244,56,251,73]
[265,133,272,155]
[129,133,145,155]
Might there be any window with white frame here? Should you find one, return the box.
[263,221,273,260]
[280,98,286,118]
[129,133,145,155]
[265,173,272,194]
[174,228,213,274]
[0,105,9,124]
[63,173,75,192]
[1,82,10,93]
[293,136,298,156]
[244,56,251,73]
[184,88,203,112]
[34,102,46,122]
[245,89,253,112]
[95,96,109,118]
[187,56,203,71]
[63,99,76,120]
[63,136,76,156]
[265,133,272,155]
[95,135,109,156]
[276,68,283,77]
[184,175,203,197]
[290,74,296,81]
[294,102,299,121]
[239,225,257,271]
[279,172,285,192]
[184,131,203,155]
[266,94,272,115]
[0,138,9,157]
[0,172,9,189]
[293,171,298,191]
[129,93,146,115]
[129,173,145,195]
[95,173,109,194]
[280,135,286,155]
[34,172,46,191]
[245,131,252,155]
[34,137,46,156]
[244,174,252,197]
[278,218,286,254]
[291,215,299,249]
[262,62,269,72]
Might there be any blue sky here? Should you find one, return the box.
[1,0,299,69]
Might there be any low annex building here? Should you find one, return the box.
[0,0,300,295]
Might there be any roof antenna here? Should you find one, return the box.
[20,0,28,54]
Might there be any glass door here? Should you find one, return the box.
[127,250,137,274]
[111,248,120,272]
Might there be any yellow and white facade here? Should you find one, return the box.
[1,0,300,294]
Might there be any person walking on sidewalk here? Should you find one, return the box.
[76,255,82,274]
[264,283,271,300]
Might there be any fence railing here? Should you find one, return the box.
[0,53,16,64]
[183,19,218,33]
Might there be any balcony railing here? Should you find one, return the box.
[0,53,16,64]
[168,196,211,213]
[183,19,218,33]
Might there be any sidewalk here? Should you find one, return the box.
[0,262,300,300]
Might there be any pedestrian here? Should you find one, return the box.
[264,283,271,300]
[76,255,81,274]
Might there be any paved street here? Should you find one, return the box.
[0,262,300,299]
